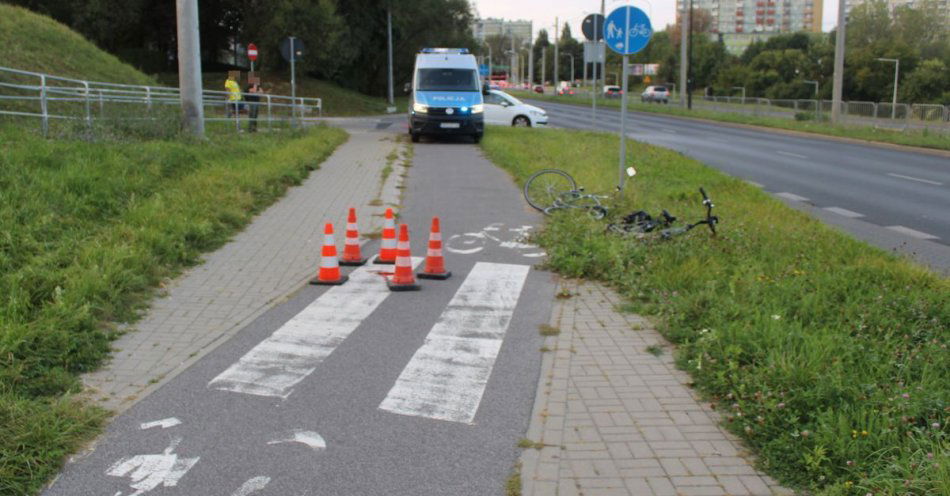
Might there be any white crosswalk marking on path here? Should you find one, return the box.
[379,262,530,424]
[208,259,422,398]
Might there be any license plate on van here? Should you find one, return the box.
[440,122,460,129]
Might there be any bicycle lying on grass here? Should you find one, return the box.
[607,187,718,239]
[522,168,719,239]
[523,169,609,219]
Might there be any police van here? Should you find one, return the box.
[408,48,484,143]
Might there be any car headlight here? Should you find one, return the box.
[413,103,428,113]
[471,104,484,114]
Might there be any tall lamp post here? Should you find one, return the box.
[876,57,899,119]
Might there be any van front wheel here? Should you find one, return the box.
[472,133,482,144]
[411,132,421,143]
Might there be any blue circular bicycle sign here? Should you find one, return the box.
[604,6,652,55]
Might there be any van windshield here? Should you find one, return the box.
[416,68,479,92]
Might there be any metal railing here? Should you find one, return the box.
[694,95,949,133]
[0,66,323,136]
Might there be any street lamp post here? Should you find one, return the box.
[732,86,746,103]
[876,57,899,119]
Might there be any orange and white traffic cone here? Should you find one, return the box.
[374,208,397,265]
[417,217,451,280]
[310,223,348,285]
[387,224,419,291]
[340,207,367,266]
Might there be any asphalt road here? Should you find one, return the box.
[43,124,556,496]
[532,98,950,272]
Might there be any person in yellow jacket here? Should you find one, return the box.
[225,73,242,117]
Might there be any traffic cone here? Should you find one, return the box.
[340,207,367,266]
[310,223,348,285]
[387,224,419,291]
[374,208,397,264]
[417,217,451,280]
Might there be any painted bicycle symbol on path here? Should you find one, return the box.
[444,223,545,258]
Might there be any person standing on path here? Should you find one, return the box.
[246,81,261,133]
[225,73,242,117]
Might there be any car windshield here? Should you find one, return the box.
[499,92,522,105]
[416,68,479,92]
[654,87,668,92]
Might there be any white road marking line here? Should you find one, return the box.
[886,225,939,240]
[776,151,808,159]
[661,128,678,134]
[776,192,810,202]
[744,180,764,188]
[139,418,181,430]
[107,438,198,496]
[267,431,326,451]
[886,173,943,186]
[823,206,865,218]
[379,262,530,424]
[208,259,422,398]
[230,477,271,496]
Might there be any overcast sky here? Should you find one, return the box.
[470,0,840,39]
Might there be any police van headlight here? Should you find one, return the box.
[413,103,428,113]
[471,104,484,114]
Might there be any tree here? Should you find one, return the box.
[901,59,950,104]
[558,23,582,81]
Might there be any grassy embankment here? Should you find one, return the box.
[509,90,950,151]
[0,124,348,495]
[482,126,949,495]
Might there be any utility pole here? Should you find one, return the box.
[679,0,688,107]
[541,46,546,90]
[528,40,534,85]
[175,0,204,137]
[554,17,559,93]
[831,0,846,123]
[386,2,394,108]
[687,0,694,110]
[593,0,604,121]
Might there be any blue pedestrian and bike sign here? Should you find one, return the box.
[604,6,653,55]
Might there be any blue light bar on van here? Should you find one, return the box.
[420,48,470,54]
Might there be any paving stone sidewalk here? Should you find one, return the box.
[521,280,793,496]
[82,118,406,412]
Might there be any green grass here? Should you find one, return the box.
[0,124,347,495]
[0,4,154,85]
[481,126,949,495]
[509,90,950,151]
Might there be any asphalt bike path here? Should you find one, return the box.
[534,99,950,272]
[44,126,556,495]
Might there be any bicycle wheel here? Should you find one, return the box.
[524,169,577,213]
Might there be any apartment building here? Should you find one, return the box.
[472,18,533,46]
[677,0,823,53]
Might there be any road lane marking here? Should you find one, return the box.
[230,477,270,496]
[744,180,764,188]
[267,431,326,451]
[886,225,939,240]
[886,173,943,186]
[209,259,421,399]
[776,151,808,159]
[107,438,198,496]
[823,207,865,218]
[379,262,530,424]
[661,128,678,134]
[775,192,810,202]
[139,418,181,430]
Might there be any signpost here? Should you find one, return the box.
[604,5,652,191]
[280,37,304,126]
[582,13,605,123]
[247,43,258,73]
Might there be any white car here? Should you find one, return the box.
[483,90,548,127]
